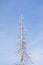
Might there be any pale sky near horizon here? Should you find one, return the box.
[0,0,43,65]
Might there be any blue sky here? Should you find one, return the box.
[0,0,43,65]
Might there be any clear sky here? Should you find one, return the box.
[0,0,43,65]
